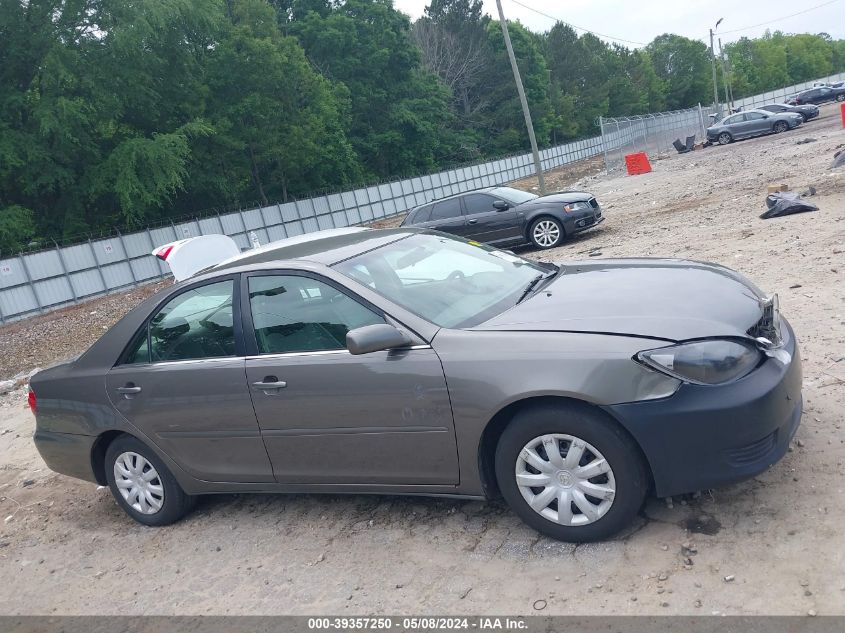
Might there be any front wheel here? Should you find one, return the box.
[529,217,564,250]
[718,132,732,145]
[105,435,196,526]
[773,121,788,133]
[495,403,648,542]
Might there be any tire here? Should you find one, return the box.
[529,216,564,250]
[836,94,845,102]
[773,121,788,133]
[494,403,648,542]
[105,435,196,526]
[718,132,732,145]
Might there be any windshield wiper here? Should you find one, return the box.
[516,270,555,305]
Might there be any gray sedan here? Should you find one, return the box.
[707,108,802,145]
[30,228,802,542]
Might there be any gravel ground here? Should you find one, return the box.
[0,103,843,616]
[0,282,170,382]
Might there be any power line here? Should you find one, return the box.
[720,0,841,34]
[506,0,647,47]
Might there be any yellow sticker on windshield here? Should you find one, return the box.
[468,241,482,247]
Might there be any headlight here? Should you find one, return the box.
[637,339,762,385]
[563,201,590,213]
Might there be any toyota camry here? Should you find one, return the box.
[30,228,801,542]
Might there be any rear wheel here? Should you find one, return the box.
[773,121,788,133]
[836,94,845,102]
[494,403,648,542]
[105,435,195,526]
[718,132,732,145]
[529,217,564,250]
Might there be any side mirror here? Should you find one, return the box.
[346,324,411,355]
[492,200,510,211]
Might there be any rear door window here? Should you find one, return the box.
[148,280,236,362]
[431,198,463,221]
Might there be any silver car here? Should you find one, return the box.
[30,228,802,542]
[707,108,802,145]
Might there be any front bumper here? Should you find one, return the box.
[564,207,604,235]
[605,319,802,498]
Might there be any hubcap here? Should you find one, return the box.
[515,434,616,526]
[113,452,164,515]
[533,220,561,247]
[719,133,731,144]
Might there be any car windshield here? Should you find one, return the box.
[488,187,538,205]
[334,232,550,328]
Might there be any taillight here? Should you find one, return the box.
[154,245,174,261]
[28,390,37,415]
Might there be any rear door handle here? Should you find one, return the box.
[467,219,478,224]
[252,377,287,394]
[116,385,142,399]
[252,381,287,389]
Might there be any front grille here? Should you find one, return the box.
[725,431,777,465]
[588,198,599,209]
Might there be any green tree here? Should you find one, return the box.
[282,0,461,178]
[193,0,360,206]
[646,34,711,109]
[478,19,553,154]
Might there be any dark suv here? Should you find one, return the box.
[786,86,845,106]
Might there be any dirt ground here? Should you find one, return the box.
[1,104,844,616]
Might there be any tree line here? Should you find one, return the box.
[2,0,844,253]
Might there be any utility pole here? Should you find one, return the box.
[495,0,546,194]
[718,38,731,111]
[709,18,723,118]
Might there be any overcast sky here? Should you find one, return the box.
[393,0,844,48]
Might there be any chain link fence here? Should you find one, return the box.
[598,106,718,172]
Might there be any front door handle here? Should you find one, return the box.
[467,219,478,224]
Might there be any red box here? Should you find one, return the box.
[624,152,652,175]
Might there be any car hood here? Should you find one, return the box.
[519,191,593,207]
[475,258,768,341]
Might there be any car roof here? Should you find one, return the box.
[209,226,422,271]
[410,186,498,210]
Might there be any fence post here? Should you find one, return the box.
[87,238,109,293]
[53,239,79,304]
[615,120,622,173]
[114,228,138,286]
[18,252,43,314]
[599,116,609,173]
